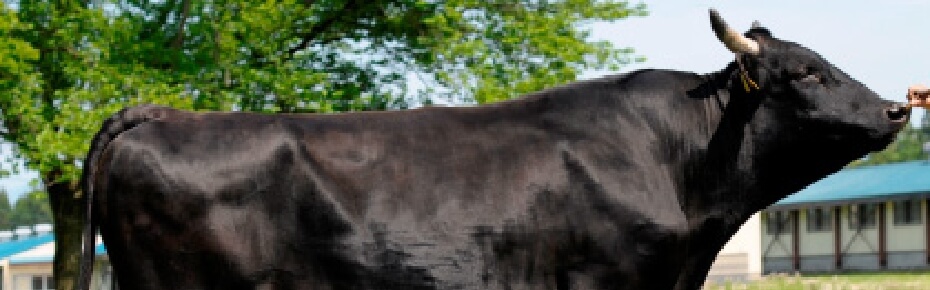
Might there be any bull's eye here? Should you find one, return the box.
[800,74,820,83]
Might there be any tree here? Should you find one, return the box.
[11,190,52,226]
[0,1,647,289]
[0,189,13,230]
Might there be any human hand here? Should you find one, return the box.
[908,84,930,108]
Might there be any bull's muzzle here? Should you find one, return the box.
[885,103,911,125]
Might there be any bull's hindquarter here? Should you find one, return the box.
[97,91,702,290]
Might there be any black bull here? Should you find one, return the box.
[77,10,909,290]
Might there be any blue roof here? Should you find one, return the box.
[10,256,53,264]
[772,160,930,208]
[0,234,54,259]
[5,235,108,265]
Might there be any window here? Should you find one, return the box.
[765,211,792,234]
[849,203,877,229]
[27,275,53,290]
[807,207,833,232]
[894,199,922,225]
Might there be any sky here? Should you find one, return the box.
[585,1,930,108]
[1,1,929,201]
[0,143,35,203]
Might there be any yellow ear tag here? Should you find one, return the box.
[740,73,760,92]
[741,75,750,92]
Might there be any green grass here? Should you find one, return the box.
[704,272,930,290]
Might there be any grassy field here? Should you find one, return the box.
[703,273,930,290]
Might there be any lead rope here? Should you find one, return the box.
[735,55,760,92]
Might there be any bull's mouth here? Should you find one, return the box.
[804,118,902,154]
[886,103,911,126]
[872,102,911,151]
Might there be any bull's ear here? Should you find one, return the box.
[709,9,761,55]
[747,20,772,39]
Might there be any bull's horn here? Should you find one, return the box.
[709,9,760,55]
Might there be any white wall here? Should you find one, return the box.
[9,263,52,290]
[761,212,793,258]
[798,209,835,256]
[886,200,927,252]
[840,205,880,254]
[712,212,762,278]
[762,235,792,257]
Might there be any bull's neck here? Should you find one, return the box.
[678,65,770,227]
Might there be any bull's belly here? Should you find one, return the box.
[108,205,688,290]
[342,224,498,290]
[310,226,580,290]
[105,194,689,290]
[265,221,687,290]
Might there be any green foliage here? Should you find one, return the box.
[11,190,52,226]
[0,189,53,230]
[410,1,647,103]
[0,2,192,185]
[0,0,647,186]
[0,189,12,230]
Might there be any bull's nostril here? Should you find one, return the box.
[885,103,910,122]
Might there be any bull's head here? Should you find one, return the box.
[710,9,909,148]
[707,9,909,201]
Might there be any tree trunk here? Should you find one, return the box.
[47,171,84,290]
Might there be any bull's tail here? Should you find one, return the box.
[78,104,174,290]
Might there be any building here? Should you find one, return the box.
[706,160,930,283]
[706,213,763,282]
[761,160,930,273]
[0,224,111,290]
